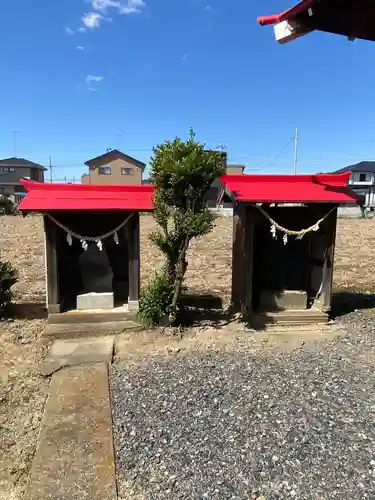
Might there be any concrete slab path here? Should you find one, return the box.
[40,336,114,376]
[26,362,117,500]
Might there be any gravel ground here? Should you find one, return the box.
[112,312,375,500]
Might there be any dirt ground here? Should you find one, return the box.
[1,214,374,304]
[0,214,374,498]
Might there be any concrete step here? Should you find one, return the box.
[48,310,137,324]
[42,320,143,339]
[263,324,344,336]
[252,309,328,328]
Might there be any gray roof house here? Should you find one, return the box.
[335,160,375,175]
[334,161,375,208]
[0,157,46,195]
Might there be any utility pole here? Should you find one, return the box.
[293,128,299,175]
[49,156,53,183]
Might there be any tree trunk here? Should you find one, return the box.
[167,261,176,285]
[168,236,190,324]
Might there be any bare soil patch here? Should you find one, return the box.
[0,319,49,499]
[0,214,374,498]
[335,217,375,292]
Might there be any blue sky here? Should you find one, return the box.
[2,0,375,181]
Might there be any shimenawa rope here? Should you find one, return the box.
[252,204,336,238]
[46,213,134,251]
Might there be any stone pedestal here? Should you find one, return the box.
[77,292,114,311]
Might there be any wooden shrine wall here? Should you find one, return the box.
[232,203,337,315]
[44,211,140,313]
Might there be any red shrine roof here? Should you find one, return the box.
[258,0,375,43]
[258,0,315,27]
[19,180,155,212]
[220,172,361,205]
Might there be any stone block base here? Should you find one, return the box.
[128,300,139,312]
[259,290,308,312]
[77,292,114,311]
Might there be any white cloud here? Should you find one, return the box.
[181,53,189,62]
[74,0,146,34]
[65,26,75,35]
[91,0,119,12]
[86,75,104,92]
[86,75,104,84]
[119,0,145,14]
[82,12,103,29]
[77,45,85,50]
[91,0,145,15]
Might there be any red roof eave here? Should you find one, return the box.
[220,172,361,205]
[19,179,155,212]
[258,0,316,26]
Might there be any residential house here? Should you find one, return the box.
[334,161,375,208]
[0,157,46,201]
[82,149,146,185]
[205,163,246,208]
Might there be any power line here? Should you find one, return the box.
[274,136,295,161]
[293,128,299,175]
[12,130,20,157]
[39,144,368,172]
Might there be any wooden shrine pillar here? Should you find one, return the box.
[231,202,254,315]
[319,206,338,313]
[126,211,140,311]
[43,215,61,314]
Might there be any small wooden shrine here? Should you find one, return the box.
[19,180,154,315]
[220,172,361,325]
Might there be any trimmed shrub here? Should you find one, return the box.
[0,260,18,314]
[138,270,174,327]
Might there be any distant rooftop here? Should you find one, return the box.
[0,157,46,170]
[334,161,375,174]
[85,149,146,170]
[227,164,245,170]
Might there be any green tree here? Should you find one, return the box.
[139,129,226,325]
